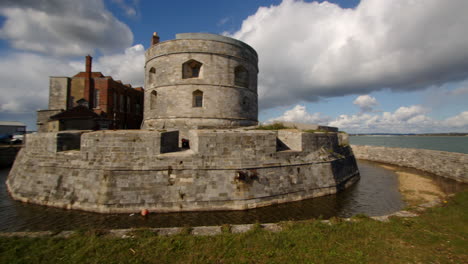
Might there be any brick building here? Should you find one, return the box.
[37,56,144,132]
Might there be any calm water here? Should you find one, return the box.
[350,136,468,154]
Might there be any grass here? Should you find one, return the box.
[1,191,467,264]
[255,122,291,130]
[304,129,329,134]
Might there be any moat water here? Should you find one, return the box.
[0,160,465,232]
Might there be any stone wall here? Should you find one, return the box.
[25,131,88,154]
[352,145,468,183]
[36,110,62,133]
[7,130,359,213]
[49,77,70,110]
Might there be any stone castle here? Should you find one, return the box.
[7,33,360,213]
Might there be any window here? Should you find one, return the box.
[151,90,157,110]
[235,65,249,88]
[120,94,124,112]
[192,90,203,107]
[126,96,131,113]
[93,89,100,108]
[136,103,141,115]
[182,60,202,79]
[68,96,74,109]
[113,93,117,111]
[149,67,156,83]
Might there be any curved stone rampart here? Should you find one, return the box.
[6,130,359,213]
[352,145,468,183]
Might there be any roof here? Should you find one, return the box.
[0,121,26,127]
[50,105,99,120]
[72,72,105,78]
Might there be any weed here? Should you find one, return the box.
[221,224,231,233]
[255,123,290,130]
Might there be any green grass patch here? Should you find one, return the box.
[255,123,291,130]
[304,129,329,133]
[1,191,467,263]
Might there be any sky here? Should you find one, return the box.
[0,0,467,134]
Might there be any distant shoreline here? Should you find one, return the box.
[350,134,468,137]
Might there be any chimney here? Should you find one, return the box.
[151,32,160,46]
[86,55,92,73]
[84,55,93,108]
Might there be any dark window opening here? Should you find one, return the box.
[149,67,156,83]
[183,60,202,79]
[182,138,190,149]
[151,90,157,110]
[193,90,203,107]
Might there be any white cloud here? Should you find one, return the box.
[392,105,428,122]
[353,95,378,113]
[270,102,467,133]
[444,112,468,128]
[329,104,465,133]
[0,45,144,116]
[0,0,133,56]
[267,105,330,124]
[70,44,145,87]
[232,0,468,109]
[0,53,76,113]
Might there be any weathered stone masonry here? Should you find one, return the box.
[352,145,468,183]
[7,130,358,213]
[143,33,259,130]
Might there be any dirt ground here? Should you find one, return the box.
[378,164,444,205]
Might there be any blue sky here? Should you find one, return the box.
[0,0,467,133]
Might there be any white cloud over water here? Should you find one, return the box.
[232,0,468,109]
[353,95,378,113]
[269,96,468,133]
[267,105,331,124]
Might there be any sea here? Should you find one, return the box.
[350,135,468,154]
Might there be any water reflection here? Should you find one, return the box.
[0,160,464,232]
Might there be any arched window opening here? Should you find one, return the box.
[183,60,202,79]
[192,90,203,108]
[149,67,156,83]
[151,90,157,110]
[235,65,249,88]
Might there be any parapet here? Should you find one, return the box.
[175,33,258,60]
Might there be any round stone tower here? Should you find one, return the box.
[143,33,258,129]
